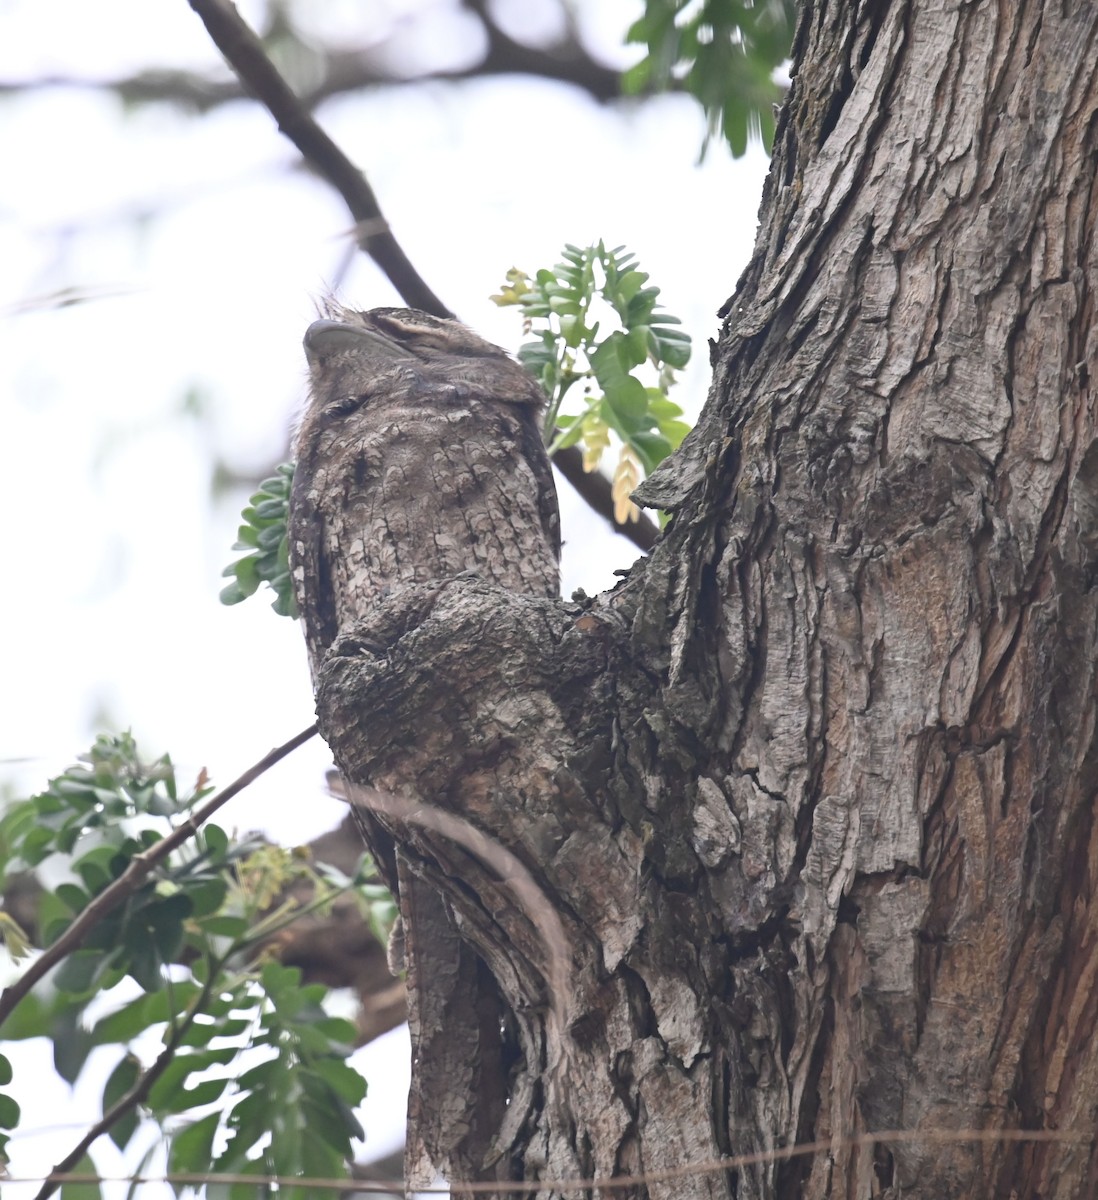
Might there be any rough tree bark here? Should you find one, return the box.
[311,0,1098,1196]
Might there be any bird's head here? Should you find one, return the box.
[304,305,509,374]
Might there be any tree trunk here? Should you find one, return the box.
[313,0,1098,1195]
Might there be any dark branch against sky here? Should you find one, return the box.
[188,0,659,551]
[0,1,627,111]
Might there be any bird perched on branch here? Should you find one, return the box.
[287,303,561,1183]
[289,304,560,665]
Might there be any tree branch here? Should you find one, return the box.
[0,8,626,114]
[0,724,317,1030]
[188,0,448,314]
[555,446,659,551]
[187,0,660,552]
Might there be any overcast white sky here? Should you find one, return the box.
[0,1,770,1193]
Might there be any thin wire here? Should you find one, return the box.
[5,1126,1092,1194]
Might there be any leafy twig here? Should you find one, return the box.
[0,724,317,1029]
[220,462,296,615]
[495,242,692,526]
[32,970,219,1200]
[624,0,795,157]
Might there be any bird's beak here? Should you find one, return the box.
[303,319,408,365]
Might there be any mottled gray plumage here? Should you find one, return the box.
[288,307,561,1179]
[289,305,560,674]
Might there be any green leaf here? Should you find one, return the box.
[92,983,203,1043]
[724,94,749,158]
[625,324,650,365]
[620,58,651,94]
[0,991,64,1041]
[92,996,161,1045]
[196,914,250,939]
[186,877,228,918]
[180,1016,252,1044]
[123,937,161,993]
[592,342,650,426]
[649,325,692,369]
[252,497,285,520]
[229,1175,269,1200]
[145,1054,202,1113]
[55,949,107,995]
[548,421,588,454]
[255,524,283,551]
[55,882,91,913]
[113,892,191,989]
[173,1076,232,1109]
[559,312,586,348]
[646,392,685,418]
[102,1055,141,1149]
[20,825,56,864]
[630,431,676,474]
[271,588,296,618]
[59,1153,101,1200]
[308,1056,367,1106]
[260,960,302,995]
[0,1090,20,1128]
[219,580,247,605]
[221,465,297,617]
[169,1110,220,1174]
[301,1091,363,1153]
[75,846,122,894]
[53,1009,97,1084]
[658,419,692,450]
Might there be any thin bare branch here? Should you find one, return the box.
[0,8,625,113]
[187,0,660,552]
[340,781,571,1060]
[189,0,447,314]
[0,724,318,1029]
